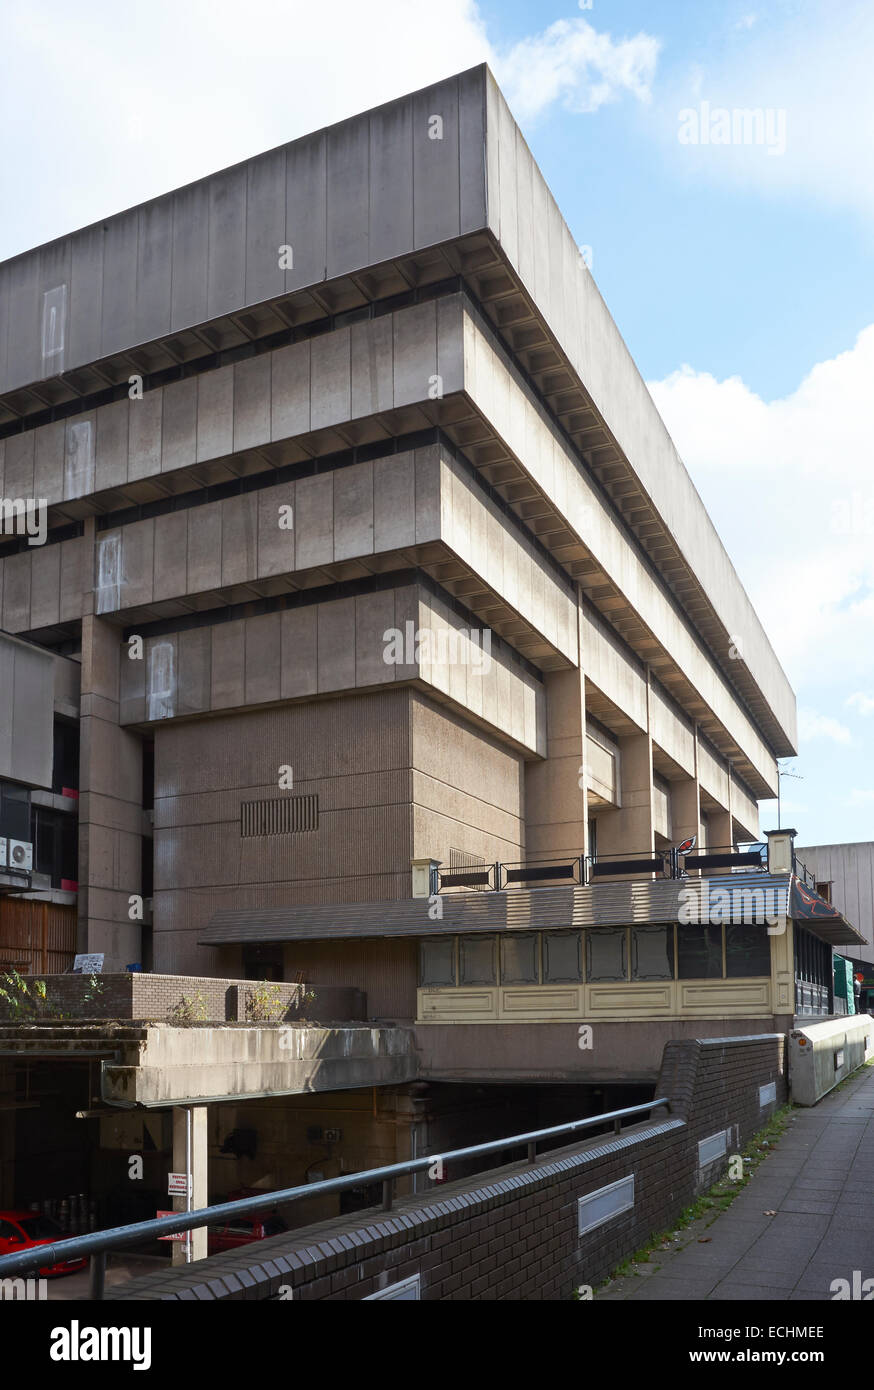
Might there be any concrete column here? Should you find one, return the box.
[596,731,654,858]
[171,1105,208,1264]
[671,777,700,848]
[525,669,588,862]
[78,614,143,968]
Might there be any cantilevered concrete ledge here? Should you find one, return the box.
[0,1023,417,1107]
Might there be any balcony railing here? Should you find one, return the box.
[435,845,770,893]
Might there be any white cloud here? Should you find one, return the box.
[496,17,660,123]
[655,0,874,224]
[797,710,852,745]
[0,0,661,261]
[847,692,874,716]
[848,789,874,806]
[647,324,874,691]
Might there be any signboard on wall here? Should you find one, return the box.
[73,953,104,974]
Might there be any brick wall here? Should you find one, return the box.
[107,1032,787,1302]
[4,974,365,1023]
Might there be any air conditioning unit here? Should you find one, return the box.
[8,840,33,872]
[0,838,6,869]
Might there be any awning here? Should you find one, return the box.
[200,873,866,949]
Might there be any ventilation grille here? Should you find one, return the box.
[450,848,486,870]
[241,795,319,838]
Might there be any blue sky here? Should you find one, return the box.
[1,0,872,846]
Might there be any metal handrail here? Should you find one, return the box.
[0,1097,672,1295]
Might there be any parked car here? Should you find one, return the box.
[207,1213,287,1254]
[0,1210,88,1276]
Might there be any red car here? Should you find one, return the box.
[207,1213,287,1254]
[0,1210,88,1276]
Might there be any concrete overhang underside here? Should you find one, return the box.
[0,1024,418,1108]
[201,874,865,948]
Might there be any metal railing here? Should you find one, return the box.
[435,845,773,893]
[0,1097,672,1298]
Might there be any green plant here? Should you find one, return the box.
[245,981,288,1023]
[167,992,207,1025]
[83,973,104,1006]
[0,970,48,1020]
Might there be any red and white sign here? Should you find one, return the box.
[156,1211,186,1242]
[168,1172,191,1197]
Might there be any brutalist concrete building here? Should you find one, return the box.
[0,65,863,1190]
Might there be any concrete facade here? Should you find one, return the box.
[0,67,811,1048]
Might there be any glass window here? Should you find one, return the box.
[500,933,539,985]
[632,926,674,981]
[419,937,456,988]
[543,931,583,983]
[677,925,723,978]
[459,935,496,986]
[586,928,628,982]
[725,924,770,978]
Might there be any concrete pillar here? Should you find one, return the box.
[525,669,588,862]
[671,777,700,849]
[171,1105,208,1264]
[78,614,143,968]
[596,731,654,858]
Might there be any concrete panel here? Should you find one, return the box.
[334,461,374,561]
[207,166,247,319]
[161,378,197,474]
[64,417,95,500]
[317,597,356,691]
[128,390,162,481]
[245,148,286,306]
[153,510,188,602]
[37,238,71,382]
[170,180,210,333]
[136,196,173,344]
[326,119,370,278]
[244,611,281,704]
[4,432,34,499]
[393,301,437,407]
[413,77,460,248]
[221,494,257,587]
[414,445,441,543]
[280,604,318,699]
[196,364,234,462]
[119,640,147,725]
[271,339,310,440]
[458,65,488,235]
[284,131,327,293]
[310,327,351,431]
[187,501,222,593]
[10,641,53,787]
[95,530,122,614]
[7,251,40,391]
[374,451,416,551]
[95,399,130,493]
[68,226,105,371]
[100,210,139,358]
[233,354,271,453]
[294,473,334,569]
[210,620,245,709]
[28,543,61,630]
[177,626,212,718]
[368,98,414,263]
[59,537,89,622]
[257,480,295,577]
[436,294,465,396]
[147,636,178,721]
[350,315,393,418]
[120,518,155,610]
[355,589,396,687]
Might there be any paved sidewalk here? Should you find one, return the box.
[598,1062,874,1302]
